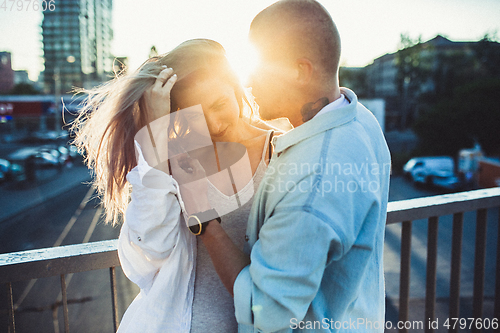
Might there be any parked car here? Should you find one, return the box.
[403,156,461,190]
[33,151,62,169]
[0,158,24,182]
[0,159,6,183]
[33,130,69,142]
[38,145,68,166]
[7,146,63,182]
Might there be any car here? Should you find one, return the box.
[7,146,63,182]
[33,130,69,142]
[0,158,24,182]
[32,151,62,169]
[38,145,67,165]
[7,147,39,161]
[0,158,9,176]
[403,156,461,190]
[429,174,462,190]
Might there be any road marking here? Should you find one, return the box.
[55,207,103,304]
[82,206,102,244]
[13,186,95,310]
[53,187,95,247]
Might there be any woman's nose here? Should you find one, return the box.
[205,115,222,134]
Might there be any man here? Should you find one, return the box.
[198,0,391,331]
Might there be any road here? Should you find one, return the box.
[0,172,497,332]
[0,182,138,333]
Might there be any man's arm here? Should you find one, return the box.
[199,221,250,296]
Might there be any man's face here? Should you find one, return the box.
[248,37,298,121]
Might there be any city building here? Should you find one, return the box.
[42,0,114,94]
[361,35,500,131]
[112,56,128,76]
[14,70,32,85]
[0,52,15,93]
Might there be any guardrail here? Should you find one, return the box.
[1,187,500,332]
[1,240,119,333]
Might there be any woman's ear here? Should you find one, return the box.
[296,58,313,85]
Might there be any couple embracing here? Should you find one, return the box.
[73,1,390,332]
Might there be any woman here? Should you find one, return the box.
[72,39,280,332]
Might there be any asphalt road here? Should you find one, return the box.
[0,183,138,333]
[0,173,497,332]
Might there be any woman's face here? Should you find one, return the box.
[173,77,242,142]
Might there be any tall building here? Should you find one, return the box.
[113,56,128,76]
[14,70,32,85]
[0,52,15,93]
[42,0,113,94]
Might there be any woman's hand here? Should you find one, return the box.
[144,67,178,121]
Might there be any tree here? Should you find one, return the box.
[339,67,368,98]
[412,33,500,157]
[10,83,41,95]
[149,45,159,58]
[413,78,500,156]
[473,33,500,79]
[395,34,432,128]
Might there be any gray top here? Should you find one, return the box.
[190,130,272,333]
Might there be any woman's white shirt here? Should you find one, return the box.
[117,141,196,333]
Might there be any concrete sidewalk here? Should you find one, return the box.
[0,164,92,224]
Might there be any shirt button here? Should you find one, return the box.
[137,236,142,242]
[244,235,249,242]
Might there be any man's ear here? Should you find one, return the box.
[296,58,313,85]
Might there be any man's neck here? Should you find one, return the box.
[291,87,341,127]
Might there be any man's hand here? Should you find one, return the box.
[143,67,177,121]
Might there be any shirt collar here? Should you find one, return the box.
[313,93,349,119]
[272,87,358,154]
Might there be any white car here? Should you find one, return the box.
[403,156,461,190]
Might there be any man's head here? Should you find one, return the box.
[249,0,341,126]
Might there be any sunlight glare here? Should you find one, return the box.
[226,41,260,87]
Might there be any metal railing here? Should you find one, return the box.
[1,187,500,332]
[387,187,500,332]
[1,240,120,332]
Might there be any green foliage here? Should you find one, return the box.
[339,67,368,98]
[413,78,500,156]
[412,33,500,156]
[10,83,41,95]
[395,34,431,95]
[394,34,434,128]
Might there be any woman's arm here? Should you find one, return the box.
[117,142,184,290]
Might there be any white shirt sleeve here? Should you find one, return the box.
[117,141,185,292]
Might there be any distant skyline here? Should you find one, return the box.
[1,0,499,83]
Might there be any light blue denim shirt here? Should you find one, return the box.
[234,88,391,333]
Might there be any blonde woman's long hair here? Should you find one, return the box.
[72,39,257,226]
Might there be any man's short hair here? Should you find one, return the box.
[250,0,341,83]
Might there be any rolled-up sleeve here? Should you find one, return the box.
[233,209,343,332]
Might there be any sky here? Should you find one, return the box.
[1,0,500,83]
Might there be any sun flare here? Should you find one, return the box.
[225,41,260,87]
